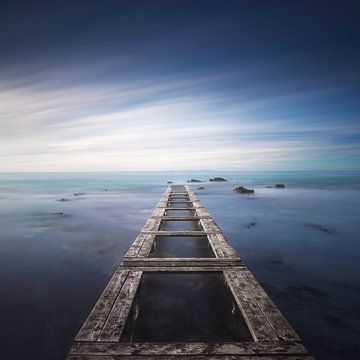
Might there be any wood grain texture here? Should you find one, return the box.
[98,271,142,342]
[69,341,308,356]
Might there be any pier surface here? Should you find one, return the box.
[67,186,312,359]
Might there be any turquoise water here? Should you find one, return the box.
[0,171,360,359]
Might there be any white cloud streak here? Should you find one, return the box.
[0,67,359,171]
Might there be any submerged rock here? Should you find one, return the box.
[197,186,205,190]
[274,184,285,188]
[265,185,273,188]
[73,192,86,196]
[268,260,284,265]
[52,212,64,216]
[245,222,257,228]
[306,223,337,235]
[187,179,203,183]
[167,181,173,184]
[57,198,68,202]
[234,186,254,194]
[209,177,227,182]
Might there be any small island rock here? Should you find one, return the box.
[274,184,285,189]
[233,186,255,194]
[187,179,203,183]
[209,177,228,182]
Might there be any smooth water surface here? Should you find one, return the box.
[150,236,214,258]
[121,272,252,342]
[0,171,360,359]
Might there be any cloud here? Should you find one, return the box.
[0,62,359,171]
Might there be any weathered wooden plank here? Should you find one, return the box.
[141,218,161,232]
[239,270,301,341]
[137,234,156,257]
[122,258,243,267]
[67,356,314,360]
[69,340,308,356]
[195,208,211,217]
[120,265,246,272]
[99,271,142,342]
[150,207,166,217]
[207,233,240,259]
[151,216,204,221]
[163,207,196,210]
[142,231,210,236]
[200,218,223,234]
[156,200,168,207]
[224,270,278,342]
[124,234,149,258]
[75,270,129,341]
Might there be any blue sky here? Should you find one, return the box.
[0,0,359,171]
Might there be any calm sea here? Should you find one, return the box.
[0,171,359,359]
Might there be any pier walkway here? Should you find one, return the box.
[67,185,312,359]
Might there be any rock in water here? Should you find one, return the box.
[274,184,285,188]
[197,186,205,190]
[167,181,173,184]
[209,177,227,182]
[73,192,86,196]
[187,179,203,183]
[234,186,255,194]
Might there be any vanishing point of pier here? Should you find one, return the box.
[66,185,312,359]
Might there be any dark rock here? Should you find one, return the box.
[197,186,205,190]
[306,223,337,235]
[186,179,203,183]
[268,260,284,265]
[234,186,254,194]
[245,222,257,228]
[274,183,285,188]
[287,285,329,298]
[57,198,68,202]
[73,192,86,196]
[52,212,64,216]
[209,177,227,182]
[167,181,173,184]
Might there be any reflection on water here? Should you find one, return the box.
[121,272,252,342]
[165,209,195,216]
[150,236,215,257]
[167,201,190,208]
[160,220,203,231]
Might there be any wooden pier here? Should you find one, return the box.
[67,185,312,359]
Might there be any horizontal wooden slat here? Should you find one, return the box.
[141,231,213,236]
[151,216,205,220]
[122,258,243,267]
[69,340,309,356]
[120,265,246,272]
[68,356,313,360]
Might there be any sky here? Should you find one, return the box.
[0,0,359,171]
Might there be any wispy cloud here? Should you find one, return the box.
[0,60,359,171]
